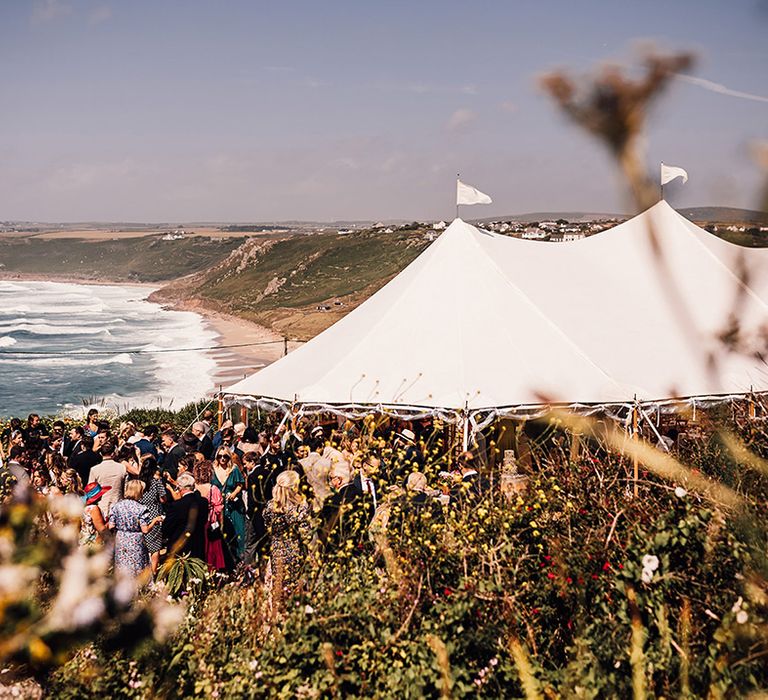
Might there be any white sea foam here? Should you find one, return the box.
[0,352,133,368]
[2,323,111,336]
[0,280,220,414]
[11,303,106,314]
[0,317,125,327]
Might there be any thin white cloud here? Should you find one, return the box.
[331,157,360,171]
[31,0,72,23]
[88,5,112,25]
[501,100,517,114]
[676,74,768,104]
[447,108,477,133]
[404,83,478,96]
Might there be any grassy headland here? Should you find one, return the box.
[0,234,248,284]
[152,226,432,339]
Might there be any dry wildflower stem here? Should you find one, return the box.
[425,634,453,699]
[549,407,741,509]
[679,598,691,697]
[626,586,647,700]
[509,636,542,700]
[539,50,693,210]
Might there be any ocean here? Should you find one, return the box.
[0,280,219,417]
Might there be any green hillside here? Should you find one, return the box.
[0,235,246,283]
[681,206,768,225]
[156,227,432,338]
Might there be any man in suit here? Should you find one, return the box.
[160,429,186,480]
[452,451,490,504]
[162,472,209,560]
[319,460,368,549]
[191,421,214,459]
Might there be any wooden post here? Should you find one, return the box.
[569,429,581,463]
[748,388,756,420]
[217,388,224,430]
[283,337,289,356]
[632,404,639,498]
[240,405,248,426]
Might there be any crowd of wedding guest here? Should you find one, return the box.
[0,408,492,608]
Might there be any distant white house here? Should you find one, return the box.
[521,228,547,240]
[337,229,353,236]
[162,229,186,241]
[562,232,585,242]
[383,227,394,234]
[433,221,447,230]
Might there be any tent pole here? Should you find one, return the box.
[461,405,469,452]
[632,401,639,498]
[456,173,460,220]
[217,387,224,430]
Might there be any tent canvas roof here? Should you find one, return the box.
[224,201,768,412]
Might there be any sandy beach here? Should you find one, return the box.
[190,306,300,390]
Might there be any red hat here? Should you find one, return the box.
[83,481,111,506]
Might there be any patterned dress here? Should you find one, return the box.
[109,498,151,577]
[263,500,312,608]
[139,478,165,554]
[79,504,101,547]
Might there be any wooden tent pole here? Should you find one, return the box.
[217,387,224,430]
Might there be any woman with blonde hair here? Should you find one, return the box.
[263,470,312,610]
[108,479,164,578]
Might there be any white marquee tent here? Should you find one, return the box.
[223,201,768,422]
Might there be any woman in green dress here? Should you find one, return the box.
[211,450,246,565]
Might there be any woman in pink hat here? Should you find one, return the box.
[80,481,111,547]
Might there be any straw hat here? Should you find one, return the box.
[397,428,416,444]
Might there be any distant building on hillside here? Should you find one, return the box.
[162,229,186,241]
[433,221,447,230]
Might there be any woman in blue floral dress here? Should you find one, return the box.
[108,479,164,578]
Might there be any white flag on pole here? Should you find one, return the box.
[660,163,689,186]
[457,179,492,205]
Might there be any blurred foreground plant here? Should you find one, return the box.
[0,481,185,681]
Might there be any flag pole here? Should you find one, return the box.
[456,173,460,220]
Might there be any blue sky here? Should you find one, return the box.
[1,0,766,221]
